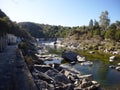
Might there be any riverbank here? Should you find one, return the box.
[18,40,101,90]
[76,50,120,64]
[48,46,120,64]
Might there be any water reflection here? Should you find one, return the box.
[70,60,120,90]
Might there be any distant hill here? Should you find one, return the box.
[19,22,71,38]
[19,22,45,38]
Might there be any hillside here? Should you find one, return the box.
[19,22,71,38]
[19,20,120,52]
[19,22,44,38]
[0,9,6,18]
[18,11,120,47]
[0,9,32,39]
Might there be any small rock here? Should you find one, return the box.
[116,66,120,71]
[92,81,98,85]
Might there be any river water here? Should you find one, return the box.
[67,61,120,90]
[39,41,120,90]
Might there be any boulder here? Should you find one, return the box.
[109,56,116,62]
[81,78,92,88]
[55,84,74,90]
[117,63,120,66]
[34,64,52,73]
[68,75,76,83]
[54,74,71,84]
[45,69,59,78]
[38,72,54,84]
[35,80,48,90]
[61,69,70,76]
[77,74,92,80]
[116,66,120,71]
[74,79,82,87]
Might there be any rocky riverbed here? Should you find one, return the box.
[18,40,101,90]
[31,62,101,90]
[30,48,101,90]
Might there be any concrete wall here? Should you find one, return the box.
[0,35,7,52]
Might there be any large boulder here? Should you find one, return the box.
[54,74,71,84]
[55,84,74,90]
[38,72,54,84]
[45,69,59,78]
[35,80,54,90]
[34,64,52,73]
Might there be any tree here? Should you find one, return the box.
[105,29,115,40]
[99,11,110,30]
[115,30,120,41]
[89,19,93,29]
[109,23,117,30]
[94,20,99,29]
[115,21,120,29]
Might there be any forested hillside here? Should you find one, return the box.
[19,11,120,42]
[19,22,72,38]
[0,9,32,39]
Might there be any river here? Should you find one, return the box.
[67,60,120,90]
[39,41,120,90]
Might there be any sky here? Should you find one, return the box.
[0,0,120,26]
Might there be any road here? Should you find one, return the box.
[0,45,37,90]
[0,45,16,90]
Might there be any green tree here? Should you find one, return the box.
[94,20,99,30]
[115,30,120,41]
[109,23,117,30]
[116,21,120,29]
[93,29,101,35]
[105,29,115,40]
[99,11,110,30]
[89,19,93,29]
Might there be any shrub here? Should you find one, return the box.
[24,55,33,65]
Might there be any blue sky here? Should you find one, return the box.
[0,0,120,26]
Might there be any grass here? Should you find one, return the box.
[76,50,120,63]
[47,47,120,64]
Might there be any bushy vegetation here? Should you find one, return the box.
[18,40,44,66]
